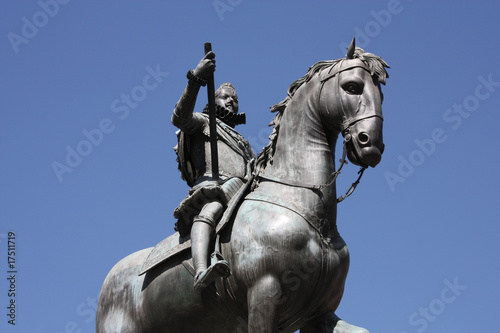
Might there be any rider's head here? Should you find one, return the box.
[215,83,238,114]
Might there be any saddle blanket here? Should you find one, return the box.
[139,232,191,276]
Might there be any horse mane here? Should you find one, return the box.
[254,47,389,176]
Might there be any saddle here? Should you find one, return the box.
[139,173,253,276]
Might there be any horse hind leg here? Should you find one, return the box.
[300,312,369,333]
[96,273,142,333]
[96,305,139,333]
[96,249,150,333]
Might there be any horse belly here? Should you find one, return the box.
[98,248,245,333]
[139,257,247,332]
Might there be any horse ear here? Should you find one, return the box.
[346,37,356,59]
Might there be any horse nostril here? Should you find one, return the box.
[358,132,370,145]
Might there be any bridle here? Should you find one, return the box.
[257,60,383,203]
[321,59,383,201]
[319,59,384,137]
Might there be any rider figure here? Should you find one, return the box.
[172,51,255,291]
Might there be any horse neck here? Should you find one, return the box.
[266,78,339,189]
[258,78,341,237]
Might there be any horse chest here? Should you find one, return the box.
[229,200,338,285]
[233,202,314,247]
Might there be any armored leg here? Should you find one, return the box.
[191,201,230,291]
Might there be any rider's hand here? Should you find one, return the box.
[193,52,215,79]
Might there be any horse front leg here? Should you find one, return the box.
[300,312,369,333]
[247,275,284,333]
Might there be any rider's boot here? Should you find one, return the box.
[192,215,230,291]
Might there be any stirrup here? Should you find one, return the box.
[193,253,230,291]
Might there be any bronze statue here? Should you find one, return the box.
[96,38,389,333]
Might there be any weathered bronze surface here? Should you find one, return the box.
[96,38,389,333]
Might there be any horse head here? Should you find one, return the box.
[319,38,389,168]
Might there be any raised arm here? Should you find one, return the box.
[172,52,216,133]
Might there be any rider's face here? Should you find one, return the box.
[215,88,238,114]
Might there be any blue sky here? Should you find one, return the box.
[1,1,499,332]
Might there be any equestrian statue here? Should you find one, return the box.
[96,38,390,333]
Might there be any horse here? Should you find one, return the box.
[96,39,389,333]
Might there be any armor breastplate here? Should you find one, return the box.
[201,138,248,180]
[176,114,255,186]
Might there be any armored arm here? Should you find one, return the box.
[172,52,216,133]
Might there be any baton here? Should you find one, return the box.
[204,42,219,179]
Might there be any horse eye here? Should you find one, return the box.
[344,82,362,94]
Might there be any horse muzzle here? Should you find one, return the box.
[345,117,384,168]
